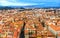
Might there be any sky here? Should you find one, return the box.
[0,0,60,7]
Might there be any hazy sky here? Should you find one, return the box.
[0,0,60,6]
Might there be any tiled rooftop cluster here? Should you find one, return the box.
[0,8,60,38]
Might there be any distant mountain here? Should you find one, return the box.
[0,6,25,10]
[0,5,60,10]
[0,6,14,10]
[23,5,60,9]
[7,5,60,9]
